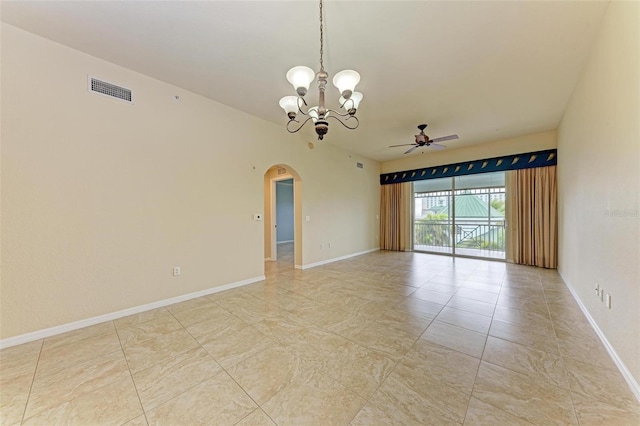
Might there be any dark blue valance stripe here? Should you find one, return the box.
[380,149,557,185]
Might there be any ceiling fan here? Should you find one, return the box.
[389,124,459,154]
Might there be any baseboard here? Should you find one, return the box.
[0,275,265,350]
[560,273,640,403]
[298,248,379,270]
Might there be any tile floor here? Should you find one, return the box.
[1,245,639,425]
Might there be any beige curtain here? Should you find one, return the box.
[506,166,558,268]
[380,182,412,251]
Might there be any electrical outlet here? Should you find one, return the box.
[173,266,181,276]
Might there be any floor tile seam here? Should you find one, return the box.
[39,325,119,356]
[124,329,213,379]
[164,304,202,332]
[394,347,479,401]
[447,295,496,313]
[248,357,327,411]
[214,298,286,322]
[561,356,637,396]
[465,394,538,426]
[416,285,462,298]
[122,326,203,377]
[17,339,44,425]
[184,316,255,345]
[206,338,280,373]
[113,308,173,331]
[480,349,573,393]
[541,289,574,376]
[212,290,266,306]
[484,334,566,362]
[382,369,470,425]
[115,322,187,348]
[232,408,275,426]
[464,338,495,426]
[565,386,586,425]
[140,369,231,418]
[425,319,490,345]
[433,315,490,335]
[117,325,199,355]
[492,309,555,329]
[35,328,150,426]
[325,354,401,404]
[32,348,128,387]
[560,352,622,379]
[135,362,227,414]
[570,391,640,415]
[267,367,368,426]
[331,331,404,364]
[486,326,559,357]
[477,358,574,397]
[113,323,148,423]
[342,382,375,426]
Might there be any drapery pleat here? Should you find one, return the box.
[380,182,412,251]
[507,166,558,268]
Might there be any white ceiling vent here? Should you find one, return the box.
[88,76,133,103]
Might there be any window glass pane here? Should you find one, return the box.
[414,177,452,193]
[455,171,505,190]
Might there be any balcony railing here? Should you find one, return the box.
[413,221,506,259]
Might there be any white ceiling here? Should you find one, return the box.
[1,1,609,162]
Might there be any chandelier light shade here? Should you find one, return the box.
[278,0,362,140]
[279,96,299,119]
[286,66,316,96]
[339,91,363,114]
[332,70,360,98]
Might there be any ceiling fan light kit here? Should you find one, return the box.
[279,0,362,140]
[389,124,459,154]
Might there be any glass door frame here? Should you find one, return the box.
[412,176,507,261]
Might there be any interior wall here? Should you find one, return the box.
[382,130,556,174]
[0,24,381,340]
[558,1,639,385]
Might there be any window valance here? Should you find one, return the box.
[380,149,557,185]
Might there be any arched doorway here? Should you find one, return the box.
[264,165,302,269]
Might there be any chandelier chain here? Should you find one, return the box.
[319,0,324,72]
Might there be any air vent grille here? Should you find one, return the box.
[89,77,132,102]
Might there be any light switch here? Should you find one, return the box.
[305,216,311,222]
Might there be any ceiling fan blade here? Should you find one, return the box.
[430,134,459,143]
[404,146,419,154]
[429,143,446,150]
[389,143,416,147]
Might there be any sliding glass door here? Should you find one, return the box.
[413,178,453,255]
[413,172,506,260]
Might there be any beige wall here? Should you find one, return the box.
[558,1,639,384]
[381,130,556,174]
[0,24,380,339]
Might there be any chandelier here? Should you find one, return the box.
[278,0,363,140]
